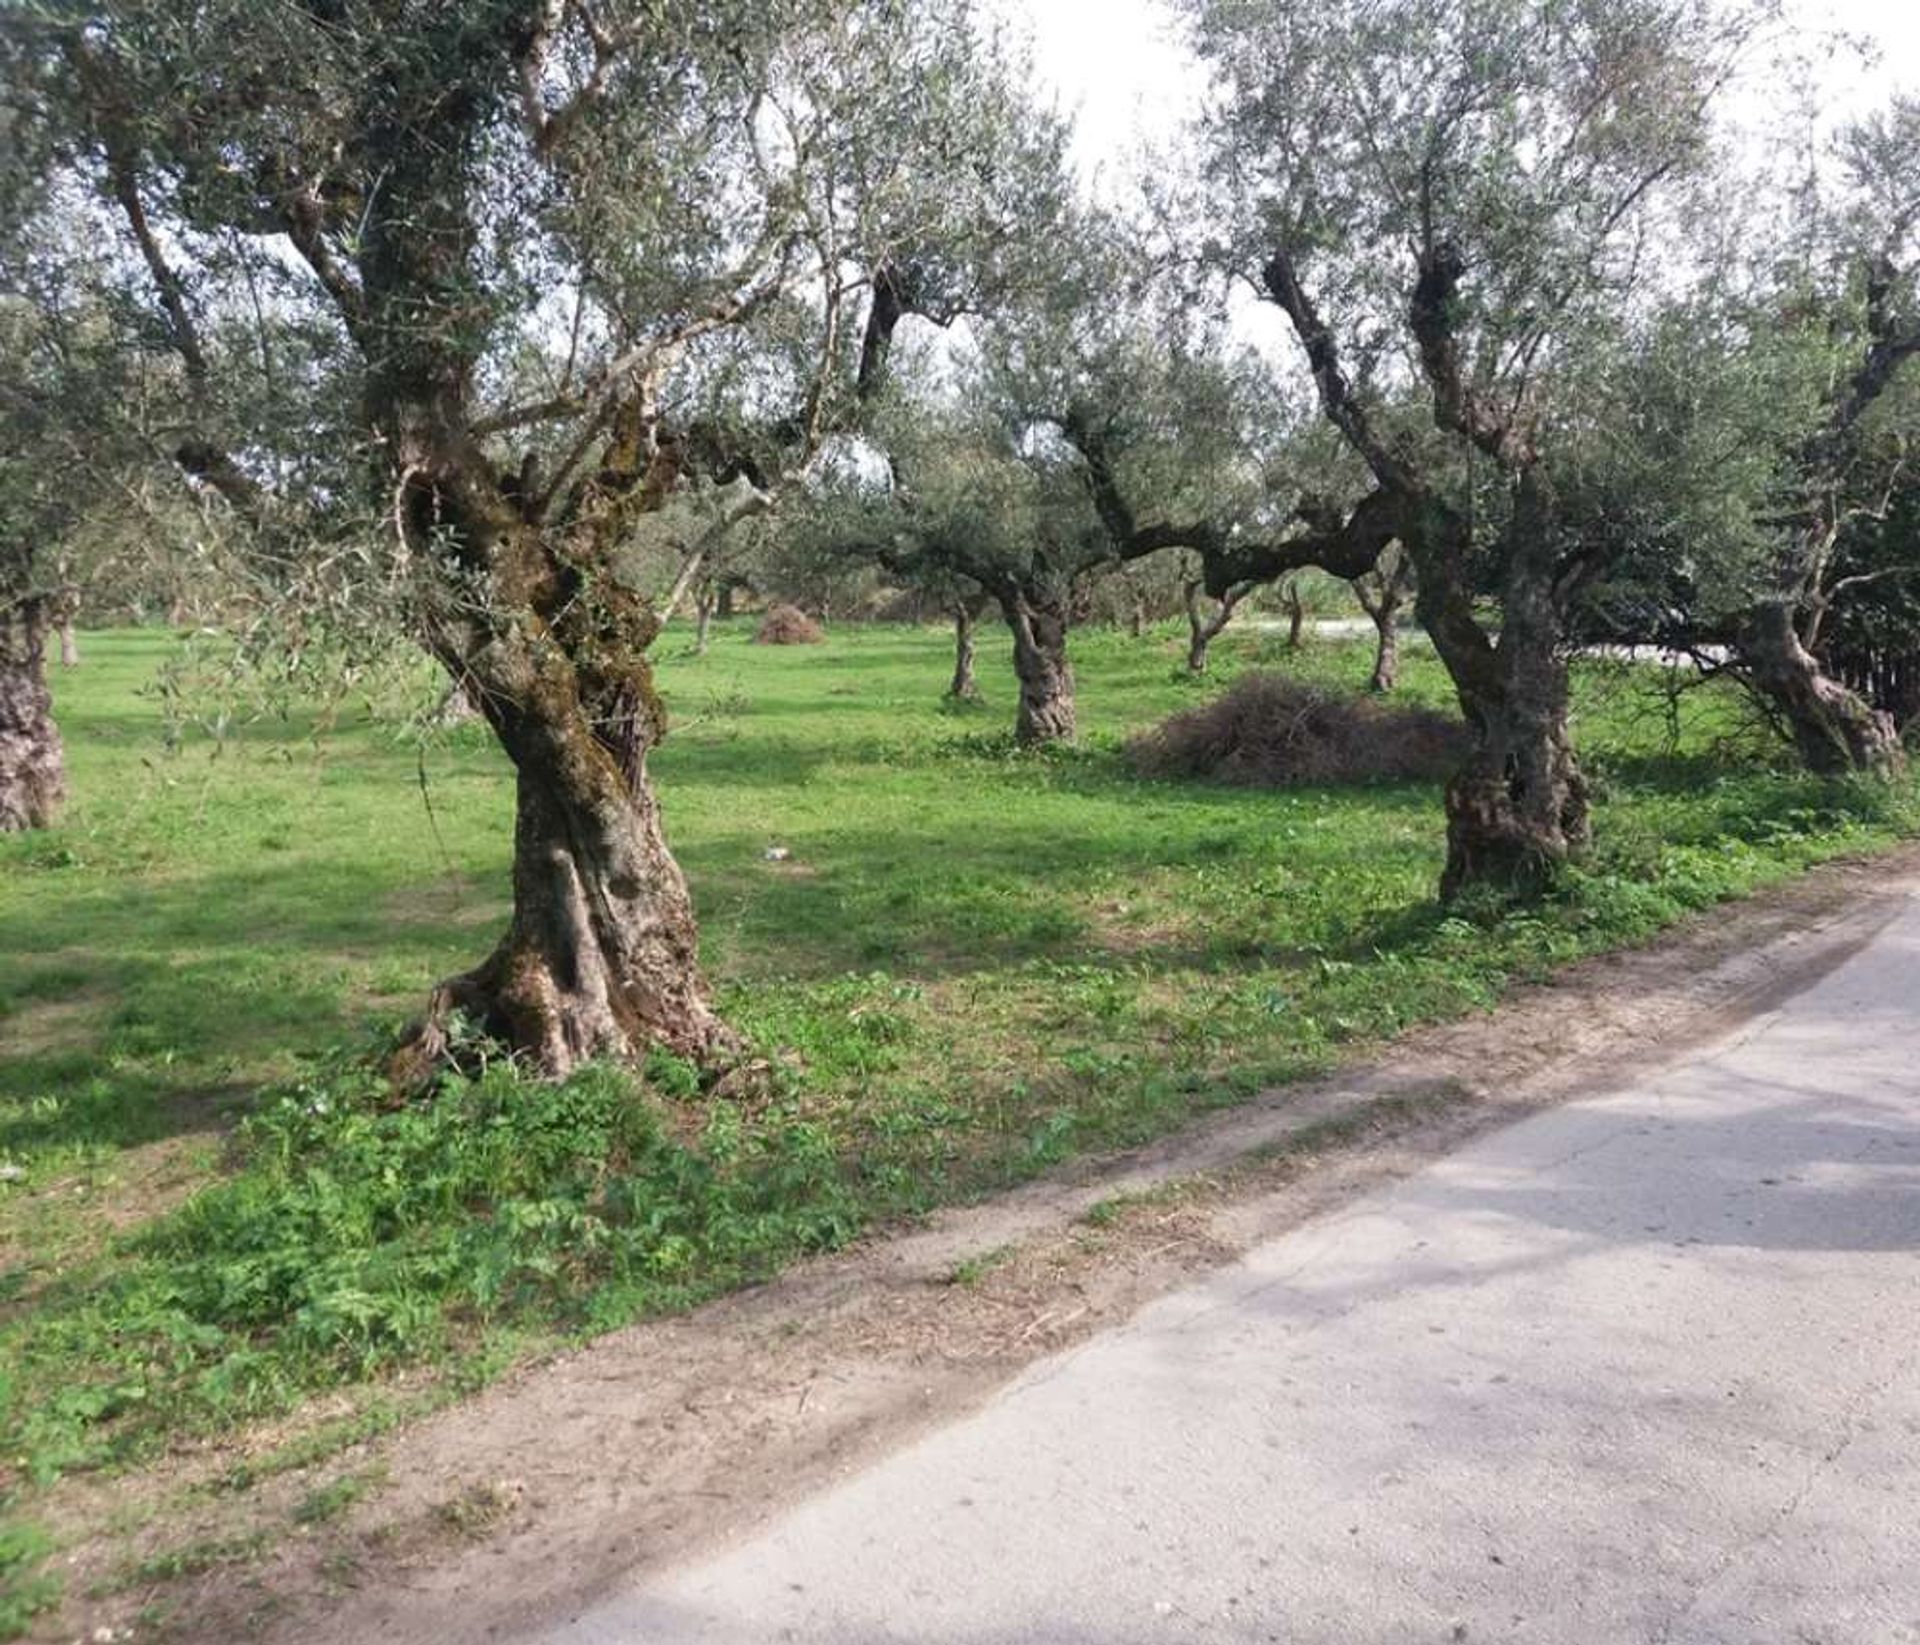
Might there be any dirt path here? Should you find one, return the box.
[48,845,1920,1644]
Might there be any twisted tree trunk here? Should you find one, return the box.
[1741,602,1904,775]
[949,600,980,700]
[0,596,65,832]
[1368,613,1399,693]
[1283,578,1306,649]
[1258,241,1597,904]
[1001,591,1076,745]
[1440,677,1589,901]
[1427,492,1590,899]
[1353,553,1409,692]
[1183,572,1250,675]
[410,666,719,1075]
[396,565,729,1082]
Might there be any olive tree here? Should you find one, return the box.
[0,217,164,830]
[827,393,1114,744]
[819,304,1397,745]
[1564,96,1920,766]
[831,210,1396,743]
[1180,552,1256,674]
[1185,0,1769,895]
[9,0,1065,1075]
[0,294,85,831]
[1732,96,1920,770]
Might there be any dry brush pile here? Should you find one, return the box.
[1128,673,1468,787]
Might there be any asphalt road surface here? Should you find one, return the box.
[531,887,1920,1645]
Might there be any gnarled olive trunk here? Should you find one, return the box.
[1283,579,1306,650]
[1186,623,1214,675]
[1740,602,1904,775]
[1183,576,1247,676]
[1421,497,1590,900]
[380,426,727,1080]
[1368,613,1399,693]
[0,596,65,832]
[1441,686,1589,900]
[1001,592,1076,745]
[949,600,980,700]
[398,619,727,1082]
[1354,567,1406,693]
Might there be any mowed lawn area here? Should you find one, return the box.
[1,619,1913,1627]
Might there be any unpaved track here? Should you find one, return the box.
[78,848,1915,1645]
[532,877,1920,1644]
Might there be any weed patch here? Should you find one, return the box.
[3,1061,863,1488]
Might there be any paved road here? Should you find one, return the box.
[533,889,1920,1645]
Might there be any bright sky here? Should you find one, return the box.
[1005,0,1920,187]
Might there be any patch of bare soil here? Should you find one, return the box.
[0,1132,210,1275]
[36,846,1920,1645]
[2,990,104,1061]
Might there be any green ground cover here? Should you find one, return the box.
[0,619,1912,1632]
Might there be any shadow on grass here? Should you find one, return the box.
[0,1061,254,1161]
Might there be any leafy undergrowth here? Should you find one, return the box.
[1,621,1914,1628]
[7,1062,860,1490]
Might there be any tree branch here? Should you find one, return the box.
[1202,485,1404,595]
[1260,247,1419,493]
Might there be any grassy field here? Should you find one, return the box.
[1,618,1913,1631]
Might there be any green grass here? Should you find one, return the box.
[0,619,1913,1625]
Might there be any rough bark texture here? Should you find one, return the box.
[407,691,719,1077]
[1283,580,1306,650]
[394,566,730,1083]
[949,601,980,700]
[1440,690,1589,901]
[1368,615,1399,692]
[1427,498,1591,900]
[1743,603,1905,776]
[1002,593,1076,745]
[0,596,66,832]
